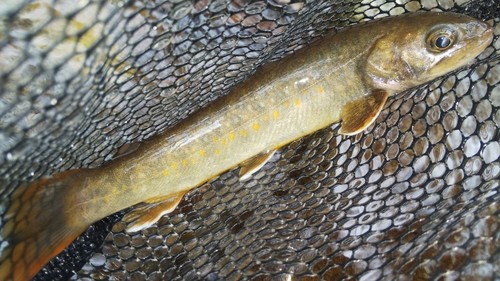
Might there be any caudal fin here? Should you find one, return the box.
[0,171,88,281]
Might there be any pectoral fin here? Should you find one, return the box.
[124,191,187,232]
[239,149,277,181]
[339,89,389,135]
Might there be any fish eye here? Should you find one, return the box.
[427,29,456,52]
[435,35,451,49]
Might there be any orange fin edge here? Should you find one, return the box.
[239,149,277,181]
[339,89,389,135]
[123,191,188,233]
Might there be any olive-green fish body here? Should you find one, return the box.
[0,12,492,281]
[75,36,371,220]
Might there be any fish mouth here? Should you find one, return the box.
[482,24,494,48]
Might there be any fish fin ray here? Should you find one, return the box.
[124,191,187,233]
[339,89,389,135]
[239,149,277,181]
[113,142,141,160]
[0,171,88,281]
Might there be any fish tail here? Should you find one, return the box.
[0,170,89,281]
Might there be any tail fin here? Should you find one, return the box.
[0,170,88,281]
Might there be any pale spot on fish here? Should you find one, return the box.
[182,159,188,166]
[294,77,310,88]
[315,86,325,94]
[171,163,178,170]
[240,129,248,137]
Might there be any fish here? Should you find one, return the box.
[0,12,493,280]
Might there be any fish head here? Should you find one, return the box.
[364,12,493,92]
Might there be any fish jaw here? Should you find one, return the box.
[363,12,494,92]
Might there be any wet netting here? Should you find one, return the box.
[0,0,499,280]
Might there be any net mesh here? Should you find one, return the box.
[0,0,499,280]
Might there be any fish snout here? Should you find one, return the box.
[465,20,493,40]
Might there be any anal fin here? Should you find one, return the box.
[239,149,276,181]
[339,89,389,135]
[124,191,187,233]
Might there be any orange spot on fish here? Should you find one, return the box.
[252,123,261,131]
[315,86,325,94]
[293,99,301,107]
[240,129,248,137]
[198,149,206,157]
[171,163,178,170]
[272,110,280,119]
[182,159,188,166]
[228,132,235,140]
[162,169,169,176]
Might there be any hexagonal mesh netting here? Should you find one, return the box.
[0,0,499,280]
